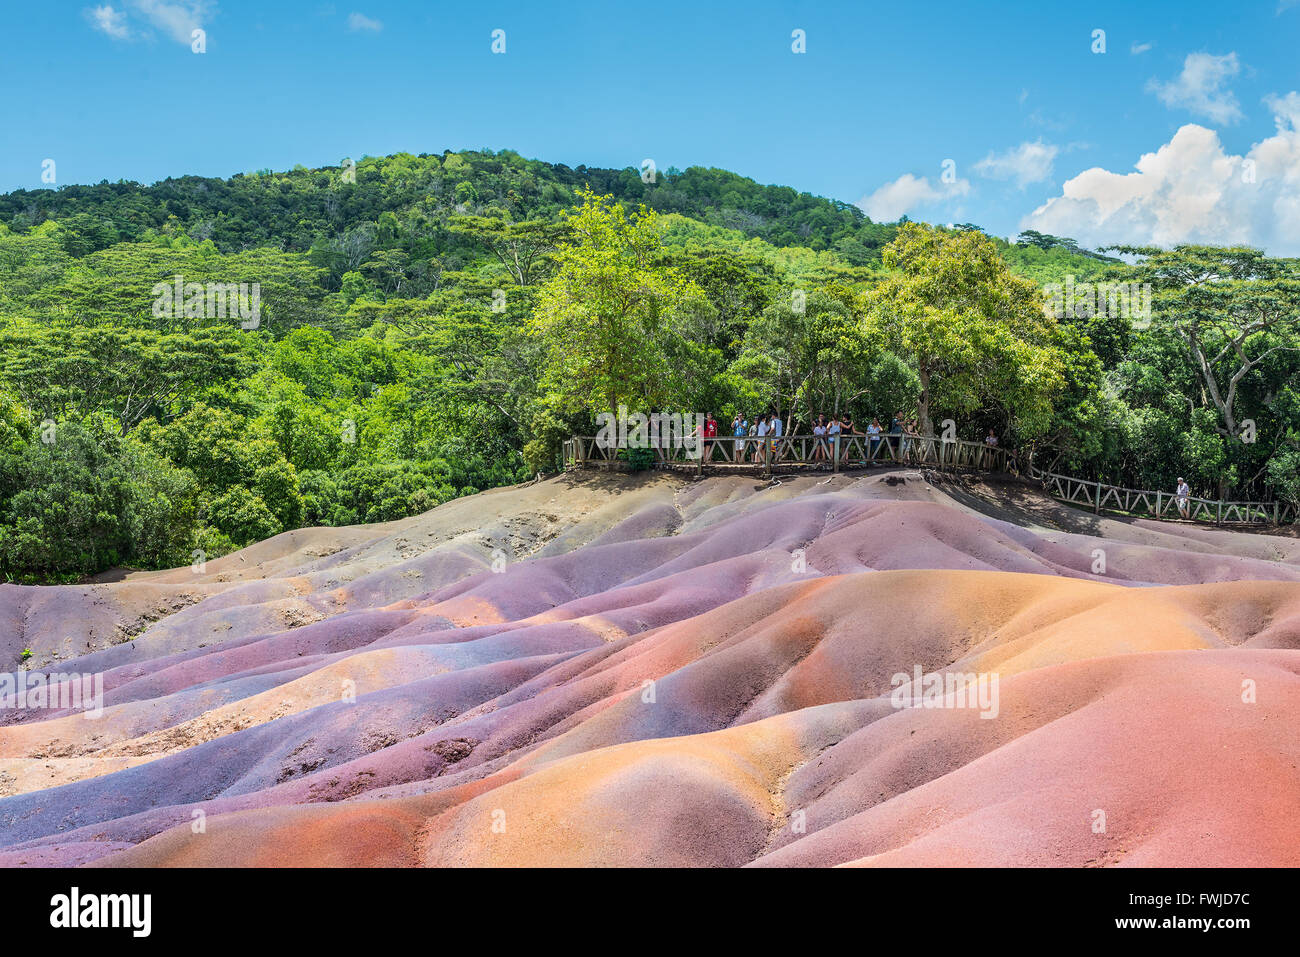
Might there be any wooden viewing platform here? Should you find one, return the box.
[563,434,1298,527]
[564,433,1010,474]
[1026,464,1298,526]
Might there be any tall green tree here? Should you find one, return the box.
[531,189,710,419]
[866,223,1072,439]
[446,216,568,286]
[1110,245,1300,444]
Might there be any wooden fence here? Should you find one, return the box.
[1026,464,1298,526]
[564,433,1297,527]
[563,433,1010,473]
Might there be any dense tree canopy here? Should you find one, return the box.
[532,190,710,419]
[866,224,1070,438]
[0,149,1295,581]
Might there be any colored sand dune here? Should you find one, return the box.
[1,471,1297,867]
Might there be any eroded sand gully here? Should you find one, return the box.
[1,470,1297,867]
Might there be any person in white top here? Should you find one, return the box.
[769,412,783,459]
[754,415,768,464]
[812,415,827,462]
[1175,477,1190,518]
[827,416,842,467]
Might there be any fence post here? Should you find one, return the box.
[1217,500,1222,525]
[833,436,840,474]
[1156,490,1162,517]
[1095,481,1101,514]
[763,436,771,477]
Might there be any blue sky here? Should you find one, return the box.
[2,1,1298,251]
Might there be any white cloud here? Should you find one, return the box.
[347,12,382,31]
[1130,42,1152,55]
[87,0,211,45]
[857,173,971,222]
[1021,94,1300,255]
[86,5,131,39]
[1265,91,1300,129]
[974,140,1059,188]
[107,0,214,45]
[1147,52,1243,125]
[1027,108,1069,133]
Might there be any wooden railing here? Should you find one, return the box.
[1026,463,1298,526]
[563,433,1010,473]
[563,433,1297,527]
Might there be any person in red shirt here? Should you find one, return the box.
[703,413,717,462]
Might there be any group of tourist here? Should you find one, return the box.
[807,412,917,465]
[696,411,1000,467]
[697,411,785,464]
[696,414,1196,520]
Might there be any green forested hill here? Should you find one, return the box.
[0,150,895,267]
[0,149,1296,582]
[0,148,1111,290]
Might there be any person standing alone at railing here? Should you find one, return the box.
[867,417,882,463]
[812,415,827,463]
[840,415,858,465]
[889,413,903,460]
[1176,477,1191,518]
[902,414,919,459]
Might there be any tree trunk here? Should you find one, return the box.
[918,360,933,436]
